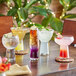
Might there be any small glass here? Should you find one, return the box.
[55,35,74,62]
[30,29,39,60]
[2,33,19,62]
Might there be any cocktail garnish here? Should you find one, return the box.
[4,33,12,38]
[56,33,63,39]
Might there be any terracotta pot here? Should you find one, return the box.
[50,0,63,18]
[0,3,8,15]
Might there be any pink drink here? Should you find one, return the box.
[59,63,69,70]
[55,36,74,58]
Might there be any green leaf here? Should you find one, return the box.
[59,0,70,8]
[50,17,63,32]
[68,1,76,11]
[35,23,43,29]
[59,0,65,6]
[31,6,48,17]
[70,0,75,3]
[23,0,27,7]
[17,10,22,20]
[40,0,46,5]
[42,14,52,27]
[7,7,17,16]
[19,8,28,20]
[13,0,22,8]
[62,14,76,19]
[13,0,18,8]
[17,0,22,7]
[46,0,51,5]
[0,0,9,4]
[18,21,21,27]
[25,0,39,9]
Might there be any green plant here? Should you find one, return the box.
[7,0,52,27]
[1,0,76,33]
[0,0,9,4]
[59,0,76,19]
[6,0,62,33]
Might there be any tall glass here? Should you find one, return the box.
[30,29,39,60]
[55,35,74,62]
[2,33,19,62]
[11,27,27,51]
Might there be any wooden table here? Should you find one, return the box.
[1,34,76,76]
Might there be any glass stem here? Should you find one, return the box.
[40,42,49,55]
[15,39,24,51]
[60,45,69,58]
[6,49,15,61]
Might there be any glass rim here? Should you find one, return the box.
[10,27,29,30]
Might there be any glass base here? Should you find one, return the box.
[40,42,49,56]
[55,57,74,63]
[30,58,39,61]
[9,58,15,62]
[6,49,15,62]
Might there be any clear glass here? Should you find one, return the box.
[2,33,19,62]
[30,29,39,60]
[38,29,54,56]
[11,27,27,51]
[55,35,74,62]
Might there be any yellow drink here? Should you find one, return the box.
[15,55,23,65]
[11,27,27,51]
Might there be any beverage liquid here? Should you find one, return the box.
[30,29,39,60]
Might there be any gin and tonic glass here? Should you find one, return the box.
[2,33,19,62]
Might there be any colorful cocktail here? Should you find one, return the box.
[30,29,39,60]
[11,27,27,51]
[55,35,74,62]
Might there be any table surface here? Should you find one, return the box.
[0,34,76,76]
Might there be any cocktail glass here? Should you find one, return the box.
[11,27,28,51]
[30,29,39,60]
[11,27,29,63]
[55,35,74,62]
[38,29,54,56]
[2,33,19,62]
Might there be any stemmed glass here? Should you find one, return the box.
[11,27,28,51]
[38,29,54,56]
[55,35,74,62]
[2,33,19,62]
